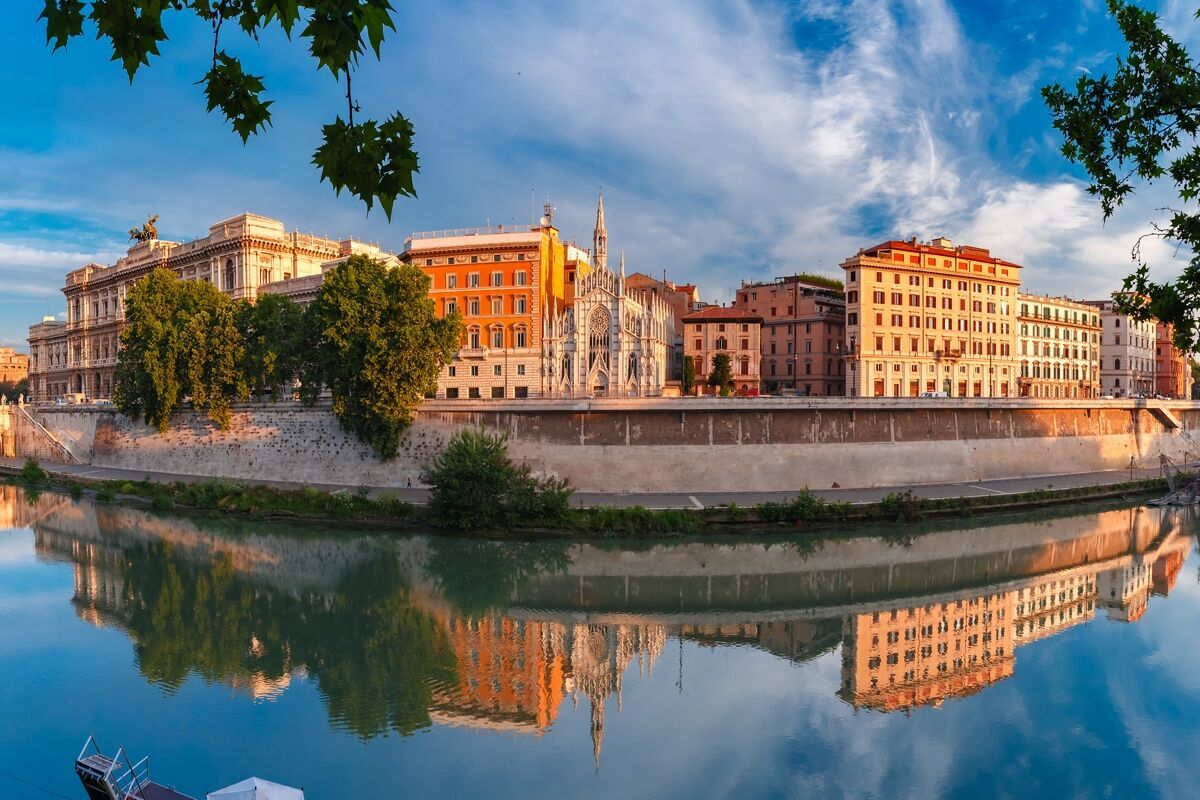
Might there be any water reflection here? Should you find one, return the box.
[3,485,1194,764]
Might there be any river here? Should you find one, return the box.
[1,487,1197,799]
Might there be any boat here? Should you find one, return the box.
[1148,456,1200,507]
[75,737,305,800]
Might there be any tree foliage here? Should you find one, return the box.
[300,255,461,459]
[681,354,695,394]
[1043,0,1200,351]
[423,428,572,532]
[38,0,418,217]
[115,268,248,431]
[708,351,733,396]
[236,292,304,399]
[0,378,29,402]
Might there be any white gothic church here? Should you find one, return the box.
[542,194,673,397]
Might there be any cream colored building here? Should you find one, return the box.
[1016,293,1101,399]
[1084,298,1157,397]
[26,213,381,402]
[841,237,1020,398]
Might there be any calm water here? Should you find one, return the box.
[2,488,1198,799]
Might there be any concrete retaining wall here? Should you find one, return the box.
[12,399,1200,493]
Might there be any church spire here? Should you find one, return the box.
[593,190,607,271]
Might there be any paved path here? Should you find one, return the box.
[0,458,1163,509]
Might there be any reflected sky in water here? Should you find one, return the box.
[1,487,1198,799]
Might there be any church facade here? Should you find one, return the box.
[541,195,673,398]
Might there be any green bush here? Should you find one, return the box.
[95,486,116,503]
[424,429,573,531]
[19,458,48,486]
[66,481,83,500]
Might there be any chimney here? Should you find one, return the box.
[931,236,952,249]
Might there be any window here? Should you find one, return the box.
[470,365,479,376]
[445,299,458,314]
[445,387,459,398]
[469,298,480,316]
[491,297,503,315]
[468,328,480,349]
[470,255,479,263]
[447,274,458,289]
[468,273,480,287]
[516,364,526,375]
[448,257,456,265]
[448,366,457,377]
[493,364,502,376]
[515,271,527,286]
[514,386,528,398]
[490,271,503,286]
[515,296,527,314]
[493,254,501,262]
[491,329,504,348]
[468,387,480,398]
[515,327,527,348]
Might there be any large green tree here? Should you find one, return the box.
[1043,0,1200,350]
[114,267,248,430]
[300,255,461,459]
[236,292,304,399]
[38,1,417,217]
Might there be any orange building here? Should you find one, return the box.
[681,306,763,394]
[841,237,1021,398]
[402,209,588,399]
[1155,322,1192,399]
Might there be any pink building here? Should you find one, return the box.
[733,276,846,395]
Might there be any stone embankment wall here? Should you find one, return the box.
[11,398,1200,493]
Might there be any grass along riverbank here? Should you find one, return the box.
[3,457,1170,539]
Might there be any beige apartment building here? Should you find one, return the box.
[0,347,29,386]
[842,237,1020,398]
[27,213,378,402]
[732,276,846,396]
[681,306,763,394]
[1083,298,1157,397]
[1016,293,1101,399]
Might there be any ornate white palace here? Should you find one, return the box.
[541,195,673,397]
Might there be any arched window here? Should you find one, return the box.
[468,325,481,349]
[628,353,638,379]
[1114,358,1121,370]
[490,326,504,349]
[224,259,235,291]
[514,325,528,348]
[715,336,728,350]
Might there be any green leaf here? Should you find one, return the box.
[200,51,274,142]
[301,0,395,74]
[39,0,86,50]
[88,0,172,80]
[313,113,419,218]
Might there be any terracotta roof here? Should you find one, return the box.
[858,239,1023,270]
[682,306,763,323]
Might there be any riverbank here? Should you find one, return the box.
[1,457,1171,539]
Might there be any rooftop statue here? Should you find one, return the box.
[128,214,159,243]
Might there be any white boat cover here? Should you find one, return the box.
[207,777,305,800]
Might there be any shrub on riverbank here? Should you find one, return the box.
[424,429,572,531]
[754,491,853,524]
[19,458,48,486]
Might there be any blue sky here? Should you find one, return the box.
[1,0,1198,350]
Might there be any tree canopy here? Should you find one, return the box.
[1043,0,1200,351]
[300,254,462,459]
[236,292,304,398]
[114,267,247,431]
[39,1,417,217]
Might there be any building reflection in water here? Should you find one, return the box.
[2,485,1193,762]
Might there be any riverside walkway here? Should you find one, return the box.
[0,457,1162,509]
